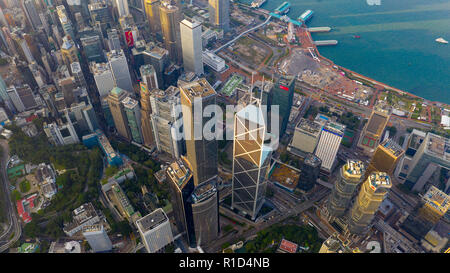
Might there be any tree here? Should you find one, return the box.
[116,220,132,236]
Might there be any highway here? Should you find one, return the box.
[213,15,272,54]
[0,140,21,253]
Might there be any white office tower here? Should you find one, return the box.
[82,224,113,253]
[136,208,174,253]
[314,121,345,172]
[180,19,204,75]
[91,62,115,99]
[115,0,130,17]
[107,49,134,93]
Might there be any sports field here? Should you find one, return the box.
[220,75,243,96]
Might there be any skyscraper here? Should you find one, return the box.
[150,86,184,158]
[144,0,161,33]
[91,62,115,99]
[314,121,345,173]
[107,49,134,93]
[270,76,295,138]
[80,34,105,63]
[61,36,80,68]
[167,157,219,247]
[56,5,75,38]
[357,107,390,155]
[140,64,159,90]
[327,160,366,218]
[180,18,204,75]
[82,224,113,253]
[348,172,391,235]
[231,103,272,220]
[107,29,121,51]
[115,0,130,17]
[394,129,426,181]
[71,62,87,89]
[297,153,322,192]
[418,186,449,225]
[364,138,404,181]
[208,0,230,32]
[159,1,182,64]
[23,0,43,31]
[288,118,322,156]
[107,87,131,141]
[404,133,450,192]
[122,96,142,144]
[136,208,174,253]
[58,77,77,107]
[179,78,218,186]
[139,82,155,148]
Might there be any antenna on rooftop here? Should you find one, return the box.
[249,71,255,103]
[259,74,265,104]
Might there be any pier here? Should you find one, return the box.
[298,9,314,22]
[307,27,331,33]
[314,40,338,46]
[274,1,291,14]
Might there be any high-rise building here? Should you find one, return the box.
[82,224,112,253]
[91,62,115,99]
[348,172,391,235]
[107,49,134,93]
[231,103,272,220]
[88,2,112,31]
[132,42,169,88]
[139,82,155,148]
[395,129,426,181]
[80,34,105,63]
[297,153,322,192]
[122,96,142,144]
[364,138,404,181]
[159,1,182,64]
[58,77,77,107]
[71,62,87,89]
[167,157,219,247]
[56,5,75,38]
[107,87,131,141]
[314,121,345,172]
[61,36,80,68]
[270,76,295,138]
[180,19,204,75]
[115,0,130,17]
[23,0,43,31]
[150,86,184,158]
[357,107,390,155]
[167,158,196,246]
[405,133,450,192]
[288,118,322,156]
[418,186,449,224]
[136,208,174,253]
[189,177,219,246]
[327,160,366,218]
[144,0,161,33]
[208,0,230,32]
[140,64,159,90]
[179,78,218,186]
[107,29,121,51]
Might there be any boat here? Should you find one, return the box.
[251,0,267,8]
[435,37,448,44]
[354,35,361,39]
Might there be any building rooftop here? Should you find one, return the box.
[140,64,156,76]
[181,18,201,29]
[110,86,126,97]
[180,78,216,102]
[64,203,99,232]
[122,96,139,109]
[422,186,450,215]
[278,239,298,253]
[366,111,389,135]
[425,133,450,161]
[296,118,322,135]
[82,224,103,233]
[343,160,365,177]
[368,172,391,190]
[304,153,321,167]
[136,208,168,232]
[90,62,111,75]
[191,178,217,203]
[379,138,404,158]
[167,158,192,189]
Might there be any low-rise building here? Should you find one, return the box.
[63,203,101,236]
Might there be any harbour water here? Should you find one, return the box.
[243,0,450,104]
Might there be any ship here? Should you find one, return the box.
[354,35,361,39]
[251,0,267,8]
[435,37,448,44]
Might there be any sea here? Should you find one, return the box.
[241,0,450,104]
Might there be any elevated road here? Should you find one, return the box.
[213,15,272,54]
[0,140,21,253]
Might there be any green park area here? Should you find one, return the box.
[220,75,243,97]
[19,180,31,193]
[243,224,323,253]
